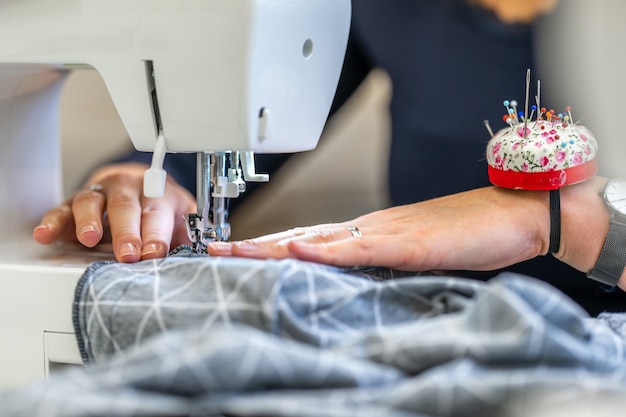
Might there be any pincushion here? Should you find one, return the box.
[486,102,598,190]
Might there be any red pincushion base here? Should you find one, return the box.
[488,159,598,190]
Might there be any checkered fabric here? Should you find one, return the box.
[2,247,626,416]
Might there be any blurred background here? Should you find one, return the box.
[536,0,626,180]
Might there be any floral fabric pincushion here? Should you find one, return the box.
[486,102,598,190]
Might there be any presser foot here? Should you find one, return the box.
[183,213,231,254]
[191,241,208,255]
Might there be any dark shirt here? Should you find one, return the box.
[117,0,626,315]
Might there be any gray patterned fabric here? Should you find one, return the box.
[2,246,626,416]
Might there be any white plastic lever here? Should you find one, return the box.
[240,151,269,182]
[143,133,168,198]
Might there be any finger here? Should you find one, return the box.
[227,227,355,260]
[227,239,292,259]
[206,227,317,257]
[287,235,413,269]
[70,187,107,248]
[287,231,471,271]
[206,226,344,258]
[33,203,75,245]
[105,182,143,263]
[140,181,196,259]
[244,227,317,244]
[206,241,234,256]
[139,197,175,260]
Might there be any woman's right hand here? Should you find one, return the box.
[33,162,196,263]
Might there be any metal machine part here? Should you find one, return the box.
[184,150,268,252]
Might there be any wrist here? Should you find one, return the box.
[553,176,610,273]
[491,186,552,260]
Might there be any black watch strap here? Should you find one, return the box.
[587,216,626,286]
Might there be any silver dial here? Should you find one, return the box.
[604,178,626,215]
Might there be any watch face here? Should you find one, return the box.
[605,178,626,214]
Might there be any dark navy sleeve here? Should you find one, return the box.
[328,23,374,117]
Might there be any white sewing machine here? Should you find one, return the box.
[0,0,350,389]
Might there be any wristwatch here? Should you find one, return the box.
[587,178,626,286]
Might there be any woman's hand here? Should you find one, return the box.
[33,162,196,263]
[209,178,619,288]
[208,186,553,272]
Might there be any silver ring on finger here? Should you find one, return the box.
[88,183,104,193]
[347,226,362,238]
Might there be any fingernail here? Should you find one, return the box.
[119,242,138,257]
[34,224,50,232]
[142,242,164,257]
[79,224,98,236]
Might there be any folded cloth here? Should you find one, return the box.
[72,246,477,363]
[2,246,626,417]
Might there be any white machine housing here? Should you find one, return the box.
[0,0,350,389]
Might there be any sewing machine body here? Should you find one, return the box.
[0,0,350,388]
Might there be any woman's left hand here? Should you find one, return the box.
[207,186,551,272]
